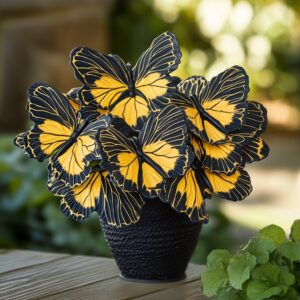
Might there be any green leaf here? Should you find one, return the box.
[201,223,300,299]
[291,220,300,242]
[201,262,229,297]
[280,266,296,286]
[202,250,232,296]
[295,263,300,291]
[227,251,256,289]
[245,236,276,264]
[217,287,246,300]
[247,264,282,300]
[206,249,231,267]
[284,288,300,300]
[259,224,287,245]
[247,263,295,300]
[247,281,282,300]
[278,242,300,262]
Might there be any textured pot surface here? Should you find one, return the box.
[100,198,202,282]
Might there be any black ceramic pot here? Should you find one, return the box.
[100,198,202,282]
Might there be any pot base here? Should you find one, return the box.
[119,273,186,283]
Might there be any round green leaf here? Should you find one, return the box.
[247,263,295,300]
[280,266,296,286]
[245,236,276,264]
[247,264,282,299]
[227,251,256,289]
[201,261,229,297]
[202,249,232,296]
[291,220,300,242]
[206,249,231,267]
[247,281,282,300]
[278,242,300,262]
[259,224,287,245]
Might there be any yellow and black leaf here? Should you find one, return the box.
[14,83,78,161]
[71,49,129,109]
[132,31,181,111]
[110,95,149,129]
[14,83,110,188]
[49,169,144,226]
[190,135,243,175]
[139,105,191,178]
[160,167,210,223]
[71,31,181,129]
[65,87,81,113]
[229,101,268,143]
[171,89,227,143]
[227,101,269,165]
[241,137,269,164]
[177,75,206,99]
[48,116,110,187]
[173,66,249,144]
[80,105,109,123]
[187,100,268,174]
[100,171,145,227]
[100,105,191,198]
[49,171,101,221]
[203,167,252,201]
[100,126,139,192]
[189,133,203,159]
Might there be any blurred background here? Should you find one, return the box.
[0,0,299,264]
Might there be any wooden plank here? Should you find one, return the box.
[0,255,119,300]
[0,250,69,274]
[45,263,205,300]
[134,280,210,300]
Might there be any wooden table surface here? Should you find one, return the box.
[0,249,210,300]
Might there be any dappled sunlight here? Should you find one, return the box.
[229,1,253,33]
[196,0,232,38]
[246,35,271,70]
[152,0,300,131]
[212,34,245,66]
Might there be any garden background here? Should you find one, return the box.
[0,0,299,264]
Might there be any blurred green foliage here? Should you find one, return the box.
[0,135,110,257]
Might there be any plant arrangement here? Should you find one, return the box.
[14,32,269,281]
[202,220,300,299]
[14,31,269,226]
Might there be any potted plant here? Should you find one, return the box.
[201,220,300,299]
[14,31,269,282]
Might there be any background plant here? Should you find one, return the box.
[0,135,109,256]
[202,220,300,299]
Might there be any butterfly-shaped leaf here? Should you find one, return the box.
[204,167,252,201]
[189,101,269,174]
[161,167,210,223]
[71,31,181,129]
[49,169,144,226]
[99,105,192,198]
[172,66,249,144]
[14,83,110,187]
